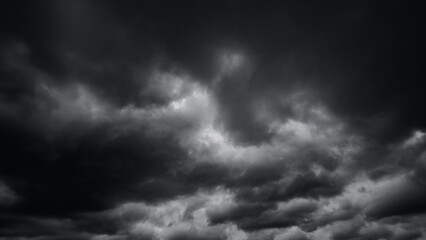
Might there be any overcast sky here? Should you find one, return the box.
[0,1,425,240]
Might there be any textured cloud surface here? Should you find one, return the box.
[1,1,425,239]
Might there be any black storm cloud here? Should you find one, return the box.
[1,1,425,239]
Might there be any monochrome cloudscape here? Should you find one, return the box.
[0,1,425,239]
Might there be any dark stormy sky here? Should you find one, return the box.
[0,1,425,239]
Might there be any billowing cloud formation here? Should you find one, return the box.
[0,1,425,239]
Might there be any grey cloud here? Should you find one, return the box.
[207,201,274,225]
[330,216,365,240]
[358,224,393,240]
[236,170,345,204]
[392,230,423,240]
[366,175,426,220]
[0,180,18,206]
[274,227,310,240]
[1,1,426,239]
[233,199,319,231]
[301,203,358,232]
[0,214,86,239]
[165,231,225,240]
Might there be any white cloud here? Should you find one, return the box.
[274,119,315,141]
[108,188,243,240]
[402,130,425,148]
[273,226,308,240]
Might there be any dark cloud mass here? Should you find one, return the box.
[1,0,425,239]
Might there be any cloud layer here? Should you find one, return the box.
[1,1,425,239]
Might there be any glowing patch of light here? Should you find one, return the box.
[403,130,425,148]
[274,119,315,141]
[170,98,188,111]
[197,127,227,147]
[222,51,244,73]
